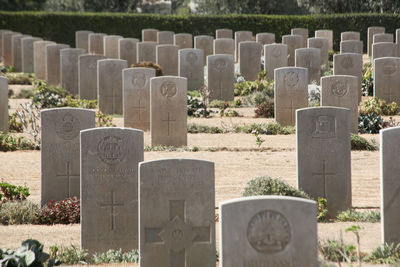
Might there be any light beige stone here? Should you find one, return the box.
[150,76,187,146]
[333,53,363,102]
[216,28,232,39]
[89,33,106,55]
[179,48,204,90]
[46,44,70,85]
[61,48,85,95]
[295,48,321,84]
[308,37,329,71]
[315,29,333,50]
[213,38,234,56]
[142,28,158,42]
[21,37,42,73]
[104,35,123,58]
[0,30,11,59]
[341,31,360,41]
[264,44,288,80]
[368,26,385,56]
[234,31,252,62]
[34,41,55,80]
[207,54,234,101]
[156,44,179,76]
[0,76,8,133]
[78,54,106,100]
[157,31,174,44]
[373,33,393,44]
[12,34,30,71]
[137,42,157,63]
[194,35,213,66]
[75,31,93,52]
[118,38,139,67]
[239,41,261,81]
[282,34,303,66]
[340,40,363,54]
[374,57,400,104]
[256,33,275,47]
[139,159,216,267]
[372,42,397,62]
[2,32,19,66]
[291,28,308,47]
[174,33,193,49]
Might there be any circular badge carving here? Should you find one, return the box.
[331,80,348,97]
[384,61,397,76]
[56,114,80,140]
[272,47,282,57]
[186,52,198,65]
[214,58,227,72]
[341,56,353,69]
[88,61,97,70]
[132,72,146,88]
[160,81,178,98]
[284,71,299,88]
[97,135,127,164]
[247,210,291,254]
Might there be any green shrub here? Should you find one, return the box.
[14,88,34,99]
[187,95,210,117]
[187,90,201,98]
[362,62,373,96]
[0,200,39,225]
[350,134,378,151]
[31,80,68,108]
[132,61,163,76]
[96,111,115,127]
[92,249,139,264]
[318,197,329,222]
[254,100,274,118]
[5,73,34,85]
[365,243,400,264]
[319,239,358,263]
[220,109,240,117]
[358,113,384,134]
[337,209,380,223]
[35,197,80,225]
[51,245,89,265]
[360,97,399,116]
[57,95,97,109]
[235,123,295,135]
[234,79,273,96]
[0,132,38,151]
[187,124,223,133]
[0,182,30,202]
[8,113,23,133]
[209,100,236,109]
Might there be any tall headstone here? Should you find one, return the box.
[139,159,216,267]
[89,33,106,55]
[0,30,11,59]
[137,42,157,63]
[98,59,128,115]
[372,42,397,62]
[150,76,187,146]
[256,33,275,47]
[291,28,308,48]
[156,44,179,76]
[104,35,123,59]
[321,75,359,133]
[178,48,204,91]
[216,28,233,39]
[194,35,213,66]
[213,38,234,55]
[118,38,139,67]
[297,106,351,217]
[174,33,193,49]
[12,34,30,72]
[295,48,321,84]
[282,34,303,66]
[123,67,155,131]
[0,77,8,133]
[157,31,174,44]
[207,54,234,101]
[76,30,93,52]
[341,31,360,41]
[41,108,95,205]
[220,196,318,267]
[2,32,19,66]
[81,127,144,253]
[239,41,261,81]
[368,26,385,56]
[78,54,106,100]
[308,37,329,71]
[61,48,86,95]
[264,44,288,80]
[396,29,400,56]
[333,53,363,102]
[340,40,363,54]
[374,57,400,104]
[142,28,158,42]
[234,31,252,62]
[274,67,308,126]
[46,44,70,86]
[373,33,393,44]
[34,41,55,80]
[315,30,333,51]
[21,37,42,73]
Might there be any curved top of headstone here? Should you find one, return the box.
[139,158,214,168]
[89,33,106,36]
[105,35,123,39]
[0,76,8,83]
[76,30,93,34]
[195,35,213,39]
[120,38,139,42]
[157,44,179,49]
[41,107,96,114]
[296,106,350,116]
[97,58,127,64]
[81,126,144,135]
[175,33,192,37]
[219,195,317,207]
[296,47,320,54]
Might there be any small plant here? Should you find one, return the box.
[15,102,41,147]
[187,124,223,133]
[209,100,236,109]
[96,111,115,127]
[31,80,68,108]
[318,197,329,222]
[0,200,39,225]
[362,62,373,96]
[251,129,265,148]
[254,100,274,118]
[92,249,139,264]
[197,85,213,118]
[319,238,358,263]
[35,197,80,225]
[337,209,380,223]
[221,109,240,117]
[144,145,199,152]
[187,95,211,117]
[5,73,34,85]
[14,88,34,99]
[235,123,295,135]
[0,182,30,202]
[360,97,399,116]
[358,113,384,134]
[51,245,89,265]
[350,134,378,151]
[365,243,400,264]
[57,95,97,109]
[132,61,163,76]
[345,225,363,265]
[0,132,38,151]
[308,82,321,107]
[8,113,23,133]
[234,73,274,96]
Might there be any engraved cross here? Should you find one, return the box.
[162,112,176,136]
[56,161,79,198]
[99,190,124,231]
[312,160,336,198]
[132,99,146,121]
[282,99,302,125]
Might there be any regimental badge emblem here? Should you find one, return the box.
[97,135,127,164]
[56,113,80,140]
[160,81,178,98]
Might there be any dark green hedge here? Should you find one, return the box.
[0,12,399,51]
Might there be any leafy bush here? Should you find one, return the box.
[0,132,38,151]
[234,78,274,96]
[365,243,400,264]
[318,197,329,222]
[31,80,68,108]
[51,245,89,265]
[358,113,384,134]
[220,109,240,117]
[187,124,223,133]
[350,134,378,151]
[132,61,163,76]
[35,197,80,225]
[8,113,23,133]
[308,82,321,107]
[337,209,380,223]
[0,182,30,202]
[362,63,373,96]
[5,73,34,85]
[360,97,399,116]
[57,95,97,109]
[254,100,274,118]
[96,111,115,127]
[92,249,139,264]
[235,123,295,135]
[0,200,39,225]
[14,88,34,99]
[187,95,210,117]
[319,238,358,263]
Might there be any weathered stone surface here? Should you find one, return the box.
[60,48,86,95]
[157,31,174,44]
[291,28,308,47]
[372,42,397,62]
[150,76,187,146]
[295,48,321,84]
[213,38,234,56]
[207,54,234,101]
[220,196,318,267]
[174,33,193,49]
[142,28,158,42]
[333,53,363,102]
[297,106,351,217]
[97,59,127,115]
[373,33,393,44]
[118,38,139,67]
[34,41,55,80]
[374,57,400,104]
[139,159,216,267]
[194,35,213,66]
[156,44,179,76]
[75,31,93,52]
[282,34,303,66]
[179,48,204,91]
[308,37,329,71]
[397,29,400,56]
[89,33,106,55]
[0,76,8,133]
[137,42,157,63]
[315,29,333,50]
[256,33,275,47]
[234,31,252,62]
[274,67,308,126]
[340,40,363,54]
[368,26,385,56]
[0,30,12,59]
[2,32,19,66]
[81,127,143,253]
[321,75,359,133]
[41,108,95,205]
[21,37,42,73]
[239,41,261,81]
[123,67,155,131]
[264,44,288,80]
[12,34,30,71]
[216,28,232,39]
[78,54,106,100]
[341,31,360,41]
[104,35,123,59]
[46,44,70,85]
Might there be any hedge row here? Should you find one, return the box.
[1,12,400,51]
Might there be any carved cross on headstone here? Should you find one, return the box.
[312,160,336,198]
[56,161,79,197]
[162,112,176,136]
[144,200,211,267]
[282,98,303,125]
[384,85,394,102]
[99,190,124,231]
[132,99,146,121]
